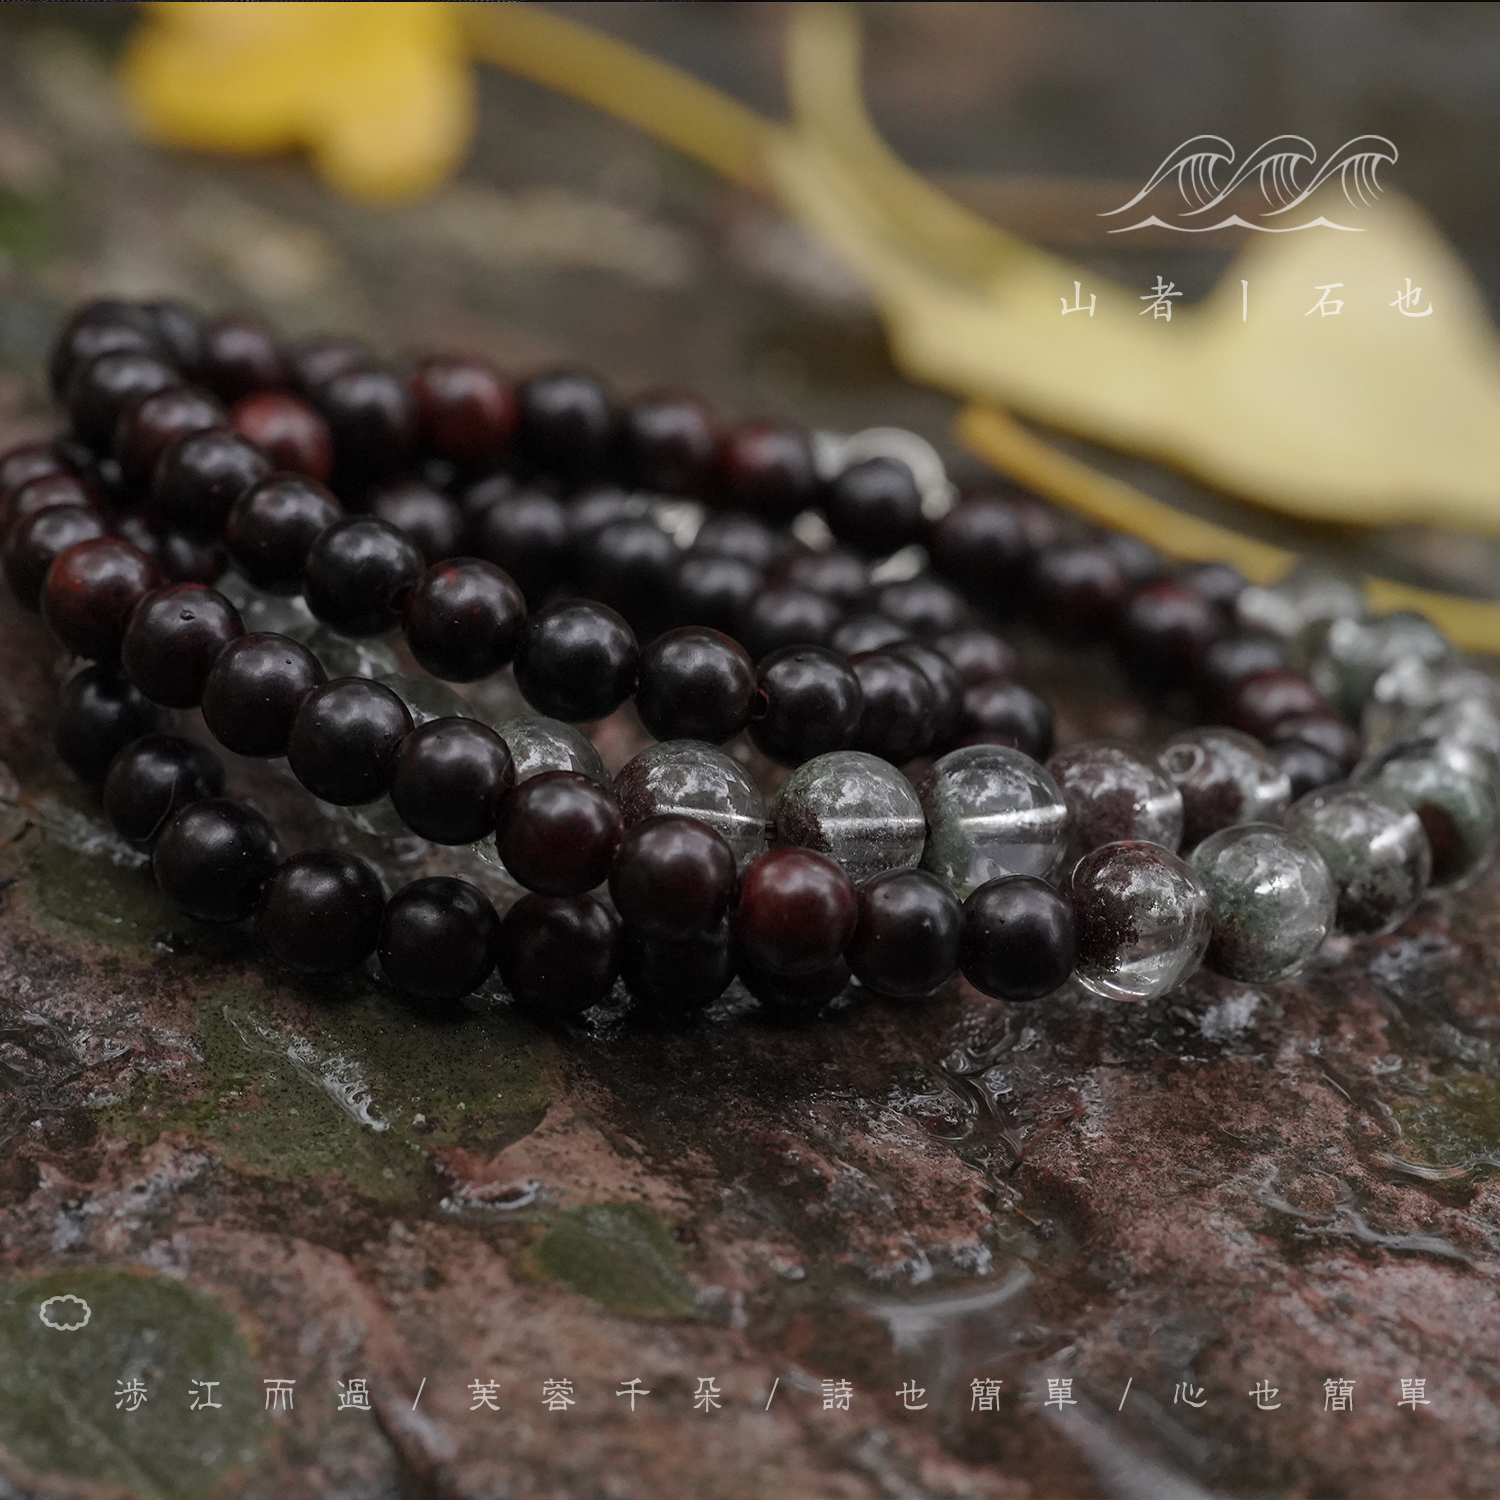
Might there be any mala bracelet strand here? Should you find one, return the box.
[2,299,1497,1022]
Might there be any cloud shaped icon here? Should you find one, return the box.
[39,1294,92,1332]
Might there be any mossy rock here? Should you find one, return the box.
[527,1202,696,1318]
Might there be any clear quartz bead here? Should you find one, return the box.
[1046,740,1183,865]
[615,740,768,866]
[1067,841,1210,1002]
[1356,740,1500,891]
[1235,565,1364,669]
[1361,659,1497,754]
[917,744,1067,897]
[374,670,471,725]
[1310,612,1455,722]
[1159,727,1291,850]
[281,618,400,679]
[493,715,607,785]
[1189,823,1336,983]
[216,572,316,635]
[774,750,924,885]
[1284,782,1430,934]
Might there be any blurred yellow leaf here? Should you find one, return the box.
[121,1,473,204]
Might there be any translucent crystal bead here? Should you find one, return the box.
[1390,695,1500,785]
[1236,565,1363,669]
[1284,783,1430,934]
[1159,727,1291,850]
[774,750,924,885]
[375,670,472,725]
[917,744,1067,897]
[1188,824,1335,982]
[493,714,607,785]
[1046,740,1183,865]
[1361,659,1498,755]
[282,618,400,679]
[1356,740,1500,890]
[615,740,768,866]
[468,670,531,730]
[216,572,316,635]
[1310,612,1454,722]
[1067,841,1210,1002]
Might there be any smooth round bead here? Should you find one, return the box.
[1,471,93,537]
[561,487,645,550]
[1104,533,1164,588]
[200,314,287,400]
[1358,741,1500,890]
[43,538,162,662]
[960,679,1054,761]
[225,475,341,594]
[403,558,526,683]
[669,554,761,636]
[888,640,964,754]
[774,749,925,885]
[1067,841,1211,1002]
[229,390,333,481]
[850,650,934,764]
[54,664,167,782]
[120,583,243,707]
[494,770,623,894]
[287,677,413,805]
[145,300,206,377]
[390,717,514,845]
[49,301,162,401]
[823,457,925,558]
[575,517,678,634]
[1269,714,1363,775]
[1190,824,1336,983]
[1117,581,1227,689]
[152,427,273,541]
[1224,669,1329,741]
[102,733,225,844]
[609,813,737,941]
[623,389,718,495]
[635,627,755,744]
[690,512,785,570]
[621,934,734,1016]
[68,349,178,449]
[1311,612,1455,722]
[371,480,464,564]
[1046,741,1183,862]
[258,851,385,975]
[1175,561,1246,619]
[731,847,857,975]
[876,576,968,638]
[4,504,108,610]
[496,892,620,1019]
[513,600,638,723]
[935,627,1019,687]
[748,645,862,767]
[1285,783,1430,934]
[1269,739,1344,801]
[1194,632,1290,714]
[410,354,516,473]
[153,799,280,924]
[613,740,767,866]
[317,366,417,478]
[516,368,617,480]
[740,585,840,660]
[960,875,1076,1001]
[0,441,70,506]
[1236,566,1364,667]
[846,869,962,998]
[918,743,1067,897]
[769,547,873,615]
[379,877,499,1002]
[737,954,850,1016]
[303,518,424,637]
[929,494,1029,600]
[1030,544,1130,638]
[492,713,607,784]
[113,385,223,489]
[469,488,569,605]
[200,633,326,757]
[288,332,370,397]
[1159,727,1292,849]
[831,613,911,657]
[717,420,817,523]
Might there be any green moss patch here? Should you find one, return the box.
[1392,1071,1500,1163]
[527,1202,696,1318]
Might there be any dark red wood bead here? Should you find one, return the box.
[830,613,911,656]
[737,953,850,1016]
[740,585,841,660]
[258,851,385,975]
[494,770,623,895]
[928,493,1030,602]
[153,427,274,542]
[370,478,464,564]
[403,558,526,682]
[49,300,162,402]
[303,517,424,637]
[960,874,1076,1001]
[287,333,371,398]
[515,367,617,481]
[1117,579,1228,690]
[1193,632,1289,714]
[53,663,167,783]
[144,300,206,378]
[0,442,72,509]
[513,600,638,723]
[4,504,108,611]
[1030,544,1130,638]
[960,678,1054,760]
[670,554,761,637]
[748,645,862,767]
[317,365,418,481]
[634,626,755,744]
[390,717,514,845]
[623,389,718,495]
[379,876,500,1002]
[731,846,856,976]
[823,456,925,558]
[717,420,817,523]
[102,733,225,844]
[609,813,737,941]
[889,640,965,754]
[287,677,413,805]
[156,531,229,586]
[1175,560,1246,619]
[934,626,1018,687]
[68,349,179,451]
[200,314,289,401]
[410,354,517,473]
[1224,668,1330,741]
[121,584,243,707]
[113,385,223,490]
[875,575,969,637]
[575,517,679,635]
[42,537,162,661]
[152,798,280,924]
[496,892,620,1020]
[201,632,326,757]
[621,933,734,1017]
[469,487,569,607]
[230,390,334,481]
[224,474,342,594]
[846,868,962,998]
[1266,713,1363,774]
[0,473,96,539]
[850,649,934,763]
[769,546,873,614]
[689,512,786,571]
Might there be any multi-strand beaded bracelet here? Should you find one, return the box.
[2,295,1497,1023]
